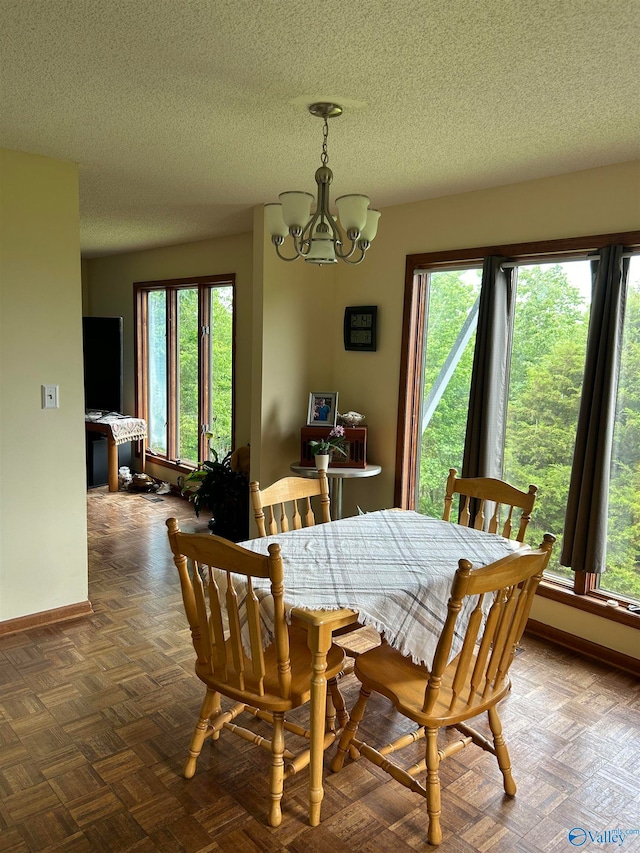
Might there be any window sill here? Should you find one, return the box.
[536,580,640,629]
[145,453,197,476]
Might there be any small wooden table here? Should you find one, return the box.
[290,462,382,519]
[85,416,147,491]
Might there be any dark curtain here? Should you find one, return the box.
[561,245,629,573]
[462,256,515,480]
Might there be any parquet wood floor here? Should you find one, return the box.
[1,489,638,851]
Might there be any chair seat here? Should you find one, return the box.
[196,626,346,711]
[354,640,511,727]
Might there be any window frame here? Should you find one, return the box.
[396,231,640,625]
[134,273,236,471]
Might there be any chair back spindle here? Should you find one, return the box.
[443,468,537,543]
[166,518,292,700]
[251,473,331,537]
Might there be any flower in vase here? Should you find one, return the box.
[308,425,348,458]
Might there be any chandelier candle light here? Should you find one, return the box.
[265,103,381,265]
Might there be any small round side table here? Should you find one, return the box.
[290,463,382,520]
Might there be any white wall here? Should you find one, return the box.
[0,148,88,621]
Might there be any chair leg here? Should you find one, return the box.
[210,691,222,739]
[184,689,219,779]
[331,686,371,772]
[327,676,348,731]
[325,683,336,732]
[425,726,442,846]
[488,705,516,796]
[268,711,285,828]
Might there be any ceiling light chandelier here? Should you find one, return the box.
[264,102,381,265]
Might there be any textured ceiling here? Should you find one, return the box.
[1,0,639,257]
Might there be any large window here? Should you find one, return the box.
[135,275,235,469]
[397,233,640,618]
[601,255,640,601]
[503,260,591,580]
[416,267,481,517]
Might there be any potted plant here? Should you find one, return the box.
[307,425,349,470]
[182,448,249,542]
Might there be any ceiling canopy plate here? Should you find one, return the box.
[308,102,343,120]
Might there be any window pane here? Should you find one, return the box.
[147,290,167,455]
[503,262,591,574]
[600,255,640,602]
[177,288,199,464]
[417,269,482,517]
[208,285,234,458]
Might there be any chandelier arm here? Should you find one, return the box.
[323,210,344,247]
[293,233,312,256]
[303,209,322,244]
[314,175,343,245]
[340,246,367,265]
[333,235,361,260]
[274,241,303,262]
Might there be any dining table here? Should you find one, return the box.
[236,508,524,826]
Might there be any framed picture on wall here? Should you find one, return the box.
[344,305,377,351]
[307,392,338,427]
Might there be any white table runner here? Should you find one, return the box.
[235,510,521,667]
[85,414,147,445]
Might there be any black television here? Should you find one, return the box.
[82,316,124,414]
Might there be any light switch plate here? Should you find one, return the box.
[42,384,59,409]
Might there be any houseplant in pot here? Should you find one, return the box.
[182,447,249,542]
[307,426,348,470]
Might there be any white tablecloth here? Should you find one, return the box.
[232,510,521,667]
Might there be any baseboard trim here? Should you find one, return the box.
[0,601,93,637]
[526,619,640,677]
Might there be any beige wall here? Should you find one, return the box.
[86,232,254,482]
[80,258,90,314]
[529,596,639,661]
[251,206,336,488]
[0,148,88,621]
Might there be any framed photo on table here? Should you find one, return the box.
[307,392,338,427]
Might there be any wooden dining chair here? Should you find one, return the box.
[166,517,347,828]
[443,468,538,543]
[250,471,365,666]
[331,533,555,846]
[250,471,331,536]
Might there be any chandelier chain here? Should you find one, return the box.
[321,117,329,166]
